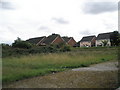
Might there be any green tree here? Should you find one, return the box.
[1,43,11,49]
[101,40,108,46]
[12,37,32,49]
[110,31,120,46]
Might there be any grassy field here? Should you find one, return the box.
[2,47,118,84]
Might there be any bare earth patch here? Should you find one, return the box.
[3,61,118,88]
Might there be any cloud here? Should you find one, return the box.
[80,30,91,35]
[52,18,69,24]
[37,25,52,33]
[83,2,117,14]
[0,0,15,10]
[38,26,49,30]
[0,0,117,44]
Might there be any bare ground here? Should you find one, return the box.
[3,61,118,88]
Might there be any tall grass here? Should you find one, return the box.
[2,47,117,84]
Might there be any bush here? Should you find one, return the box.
[1,43,11,49]
[60,45,71,52]
[12,37,32,49]
[2,42,72,57]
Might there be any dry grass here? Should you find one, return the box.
[2,47,117,84]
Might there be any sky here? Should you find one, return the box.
[0,0,118,44]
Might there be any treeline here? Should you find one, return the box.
[2,38,71,58]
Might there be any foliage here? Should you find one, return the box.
[1,43,11,49]
[60,45,71,52]
[53,43,71,52]
[2,42,72,58]
[110,31,120,46]
[12,37,32,49]
[101,40,108,46]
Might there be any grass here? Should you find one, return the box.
[2,47,118,84]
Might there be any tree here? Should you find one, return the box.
[101,40,108,46]
[110,31,120,46]
[1,43,11,49]
[12,37,32,49]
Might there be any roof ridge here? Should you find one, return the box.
[42,34,60,44]
[80,35,96,42]
[27,36,46,40]
[96,32,111,40]
[98,32,112,35]
[83,35,96,38]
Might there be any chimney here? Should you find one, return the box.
[52,33,55,35]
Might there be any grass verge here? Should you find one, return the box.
[2,47,117,84]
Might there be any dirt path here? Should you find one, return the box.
[3,61,118,88]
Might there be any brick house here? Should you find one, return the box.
[80,35,96,47]
[26,34,65,46]
[42,34,65,45]
[26,36,46,45]
[96,32,112,47]
[62,37,76,46]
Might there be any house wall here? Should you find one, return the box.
[68,38,76,46]
[52,36,64,44]
[80,41,91,47]
[96,39,111,47]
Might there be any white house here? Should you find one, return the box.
[80,35,96,47]
[96,32,112,47]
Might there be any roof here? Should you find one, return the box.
[80,35,96,42]
[26,36,46,44]
[96,32,112,40]
[42,34,60,44]
[62,37,72,42]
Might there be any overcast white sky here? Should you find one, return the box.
[0,0,118,44]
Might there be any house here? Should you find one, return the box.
[42,34,65,45]
[26,34,65,46]
[96,32,112,47]
[80,35,96,47]
[62,37,76,46]
[74,41,80,47]
[26,36,46,45]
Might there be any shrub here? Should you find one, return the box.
[1,43,11,49]
[2,42,72,57]
[12,37,32,49]
[60,45,71,52]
